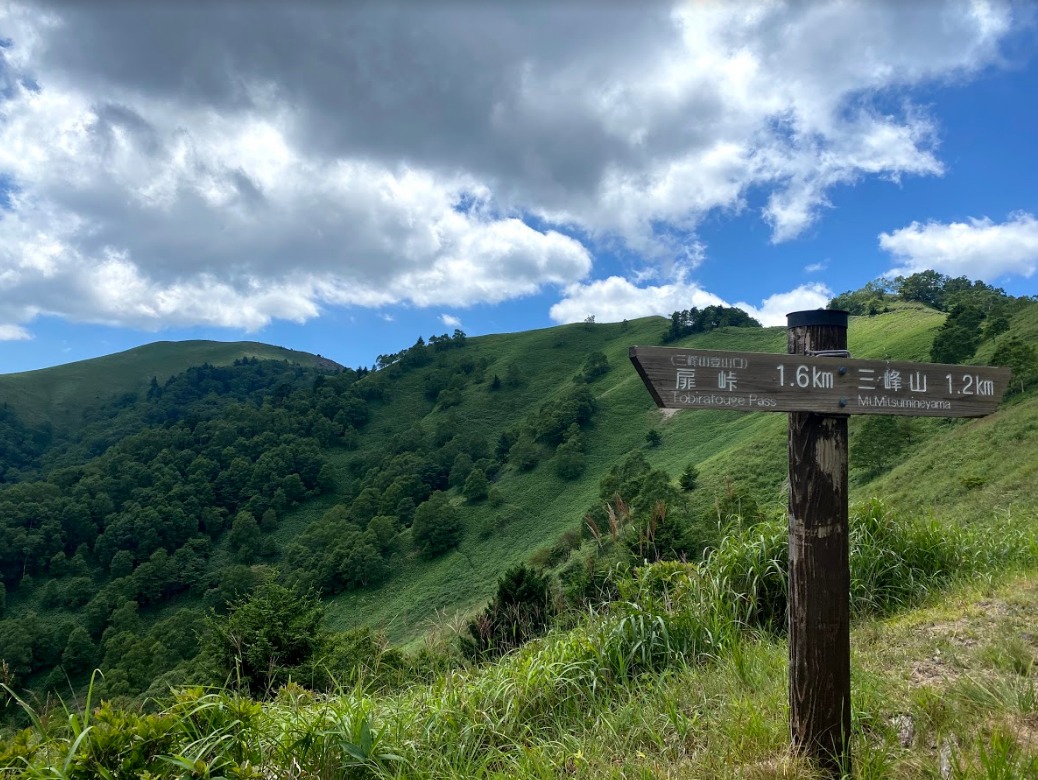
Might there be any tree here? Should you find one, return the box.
[204,578,324,696]
[340,537,388,588]
[411,492,463,557]
[851,416,915,477]
[316,462,337,493]
[827,280,892,315]
[930,304,983,364]
[351,487,380,524]
[662,305,761,343]
[61,625,97,674]
[645,429,663,448]
[554,432,586,480]
[895,270,948,310]
[679,463,700,493]
[504,361,524,388]
[449,453,474,488]
[599,451,652,502]
[227,510,261,563]
[395,497,417,527]
[508,431,539,471]
[463,468,489,503]
[310,627,406,692]
[0,618,34,679]
[202,565,268,613]
[634,502,694,562]
[260,508,279,531]
[367,515,400,555]
[110,549,134,578]
[992,336,1038,395]
[713,477,759,523]
[535,386,597,445]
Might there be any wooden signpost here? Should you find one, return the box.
[630,309,1011,775]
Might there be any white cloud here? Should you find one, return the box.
[804,262,828,273]
[880,213,1038,280]
[440,314,462,329]
[0,324,32,341]
[549,276,726,324]
[549,275,832,329]
[0,92,592,330]
[0,1,1018,334]
[735,283,833,327]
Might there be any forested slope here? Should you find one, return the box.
[0,271,1034,714]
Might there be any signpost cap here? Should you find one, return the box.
[787,309,848,329]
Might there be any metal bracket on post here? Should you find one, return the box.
[806,349,851,359]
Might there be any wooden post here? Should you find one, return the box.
[787,309,850,775]
[630,322,1009,773]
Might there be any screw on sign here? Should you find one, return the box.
[630,309,1010,776]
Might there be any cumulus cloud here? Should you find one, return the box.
[880,213,1038,280]
[0,1,1018,334]
[735,283,834,327]
[0,325,32,341]
[549,276,831,328]
[549,276,726,324]
[440,314,462,329]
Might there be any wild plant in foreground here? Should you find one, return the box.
[5,500,1038,778]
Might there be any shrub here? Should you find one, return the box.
[508,431,539,471]
[462,564,556,661]
[203,577,325,696]
[411,492,463,557]
[576,351,609,383]
[308,627,407,691]
[554,431,586,480]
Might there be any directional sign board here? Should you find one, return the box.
[630,346,1011,417]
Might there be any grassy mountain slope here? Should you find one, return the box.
[863,393,1038,519]
[322,317,796,641]
[860,299,1038,519]
[5,282,1038,775]
[0,340,341,426]
[1,292,1033,699]
[321,304,962,643]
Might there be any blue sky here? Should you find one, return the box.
[1,2,1037,374]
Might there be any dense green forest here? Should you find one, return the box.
[1,271,1038,774]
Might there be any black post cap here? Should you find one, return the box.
[787,309,848,328]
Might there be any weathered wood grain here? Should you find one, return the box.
[786,315,850,776]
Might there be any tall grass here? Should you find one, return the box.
[4,500,1037,778]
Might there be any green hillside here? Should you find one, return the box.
[3,273,1038,776]
[0,276,1032,687]
[319,317,776,641]
[0,340,341,426]
[319,303,961,643]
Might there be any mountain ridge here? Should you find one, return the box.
[0,339,343,426]
[0,282,1035,712]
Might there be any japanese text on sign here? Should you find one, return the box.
[629,346,1010,418]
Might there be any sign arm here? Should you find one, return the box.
[629,311,1009,778]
